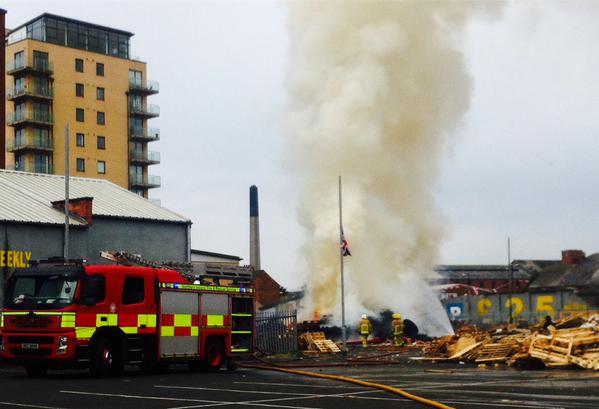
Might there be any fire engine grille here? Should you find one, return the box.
[10,348,52,356]
[8,336,54,345]
[10,316,52,328]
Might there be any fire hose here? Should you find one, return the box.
[239,363,455,409]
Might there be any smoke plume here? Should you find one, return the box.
[285,2,498,336]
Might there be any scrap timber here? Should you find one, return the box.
[299,332,342,354]
[416,314,599,370]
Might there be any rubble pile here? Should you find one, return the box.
[417,314,599,369]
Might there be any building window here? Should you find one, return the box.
[76,83,84,97]
[76,158,85,172]
[76,133,85,147]
[75,58,83,72]
[97,111,105,125]
[97,136,106,150]
[96,62,104,76]
[33,51,49,71]
[76,108,84,122]
[129,69,142,86]
[97,160,106,174]
[14,51,24,68]
[96,87,105,101]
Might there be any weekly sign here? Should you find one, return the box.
[0,251,32,268]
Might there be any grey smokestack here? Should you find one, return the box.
[249,185,261,270]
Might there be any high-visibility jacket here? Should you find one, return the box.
[359,319,372,335]
[392,318,404,335]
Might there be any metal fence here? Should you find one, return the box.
[256,310,298,355]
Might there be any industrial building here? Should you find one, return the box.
[0,170,190,291]
[2,12,160,198]
[440,250,599,325]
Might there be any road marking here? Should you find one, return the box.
[61,390,319,409]
[156,385,316,396]
[437,399,566,409]
[0,403,65,409]
[416,388,599,402]
[166,404,319,409]
[60,390,221,404]
[234,381,360,389]
[169,384,404,408]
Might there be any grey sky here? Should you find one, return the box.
[4,1,599,289]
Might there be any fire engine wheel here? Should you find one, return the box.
[203,338,225,372]
[25,364,48,378]
[90,337,123,377]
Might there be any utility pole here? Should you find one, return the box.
[63,124,70,261]
[507,237,512,324]
[338,176,347,352]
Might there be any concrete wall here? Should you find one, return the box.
[444,291,597,326]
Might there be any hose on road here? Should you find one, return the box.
[240,363,455,409]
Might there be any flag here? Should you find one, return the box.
[341,228,351,257]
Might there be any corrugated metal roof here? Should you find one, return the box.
[0,170,190,225]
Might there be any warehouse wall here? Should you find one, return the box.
[443,291,596,326]
[87,217,189,262]
[0,219,188,268]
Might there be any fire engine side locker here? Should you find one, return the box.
[159,290,200,358]
[231,295,255,354]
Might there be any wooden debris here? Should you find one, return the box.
[299,332,341,354]
[417,313,599,370]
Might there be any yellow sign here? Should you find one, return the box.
[0,251,32,268]
[505,297,524,319]
[477,298,492,316]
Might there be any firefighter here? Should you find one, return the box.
[392,313,404,346]
[359,314,372,348]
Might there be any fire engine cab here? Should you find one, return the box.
[0,257,255,377]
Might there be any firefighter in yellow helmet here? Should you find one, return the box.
[359,314,372,348]
[392,313,404,346]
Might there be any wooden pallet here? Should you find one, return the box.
[475,342,515,363]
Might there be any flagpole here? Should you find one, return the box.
[338,175,347,353]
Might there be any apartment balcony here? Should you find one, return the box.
[7,162,53,174]
[130,150,161,165]
[129,126,160,142]
[7,110,53,127]
[128,103,160,118]
[7,137,54,153]
[7,86,53,101]
[7,58,53,76]
[128,79,159,95]
[129,174,161,189]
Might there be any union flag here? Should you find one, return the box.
[341,228,351,257]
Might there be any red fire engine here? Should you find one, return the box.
[0,256,255,377]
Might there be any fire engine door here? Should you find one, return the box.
[160,291,199,357]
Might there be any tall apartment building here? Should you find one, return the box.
[3,13,160,198]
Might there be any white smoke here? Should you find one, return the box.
[285,2,501,337]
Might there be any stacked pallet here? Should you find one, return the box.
[417,315,599,370]
[299,332,342,353]
[528,328,599,368]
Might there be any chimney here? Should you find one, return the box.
[52,197,94,225]
[562,249,585,265]
[0,9,7,169]
[249,185,261,270]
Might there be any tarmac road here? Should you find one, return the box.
[0,360,598,409]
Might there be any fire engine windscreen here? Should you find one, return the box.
[5,275,78,309]
[285,2,501,336]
